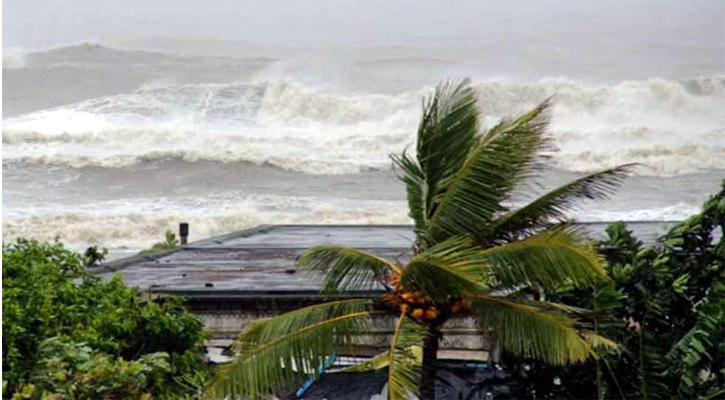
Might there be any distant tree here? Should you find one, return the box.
[207,79,632,400]
[84,245,108,267]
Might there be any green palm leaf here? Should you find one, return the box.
[334,346,422,373]
[424,100,551,246]
[481,225,606,290]
[401,236,489,301]
[392,150,427,238]
[471,294,616,365]
[392,79,479,244]
[298,245,401,294]
[489,164,634,241]
[206,299,377,399]
[388,311,426,400]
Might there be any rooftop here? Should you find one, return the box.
[97,222,676,298]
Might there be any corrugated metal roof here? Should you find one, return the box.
[97,222,676,296]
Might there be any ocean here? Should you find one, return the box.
[2,37,724,256]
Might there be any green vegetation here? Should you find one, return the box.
[11,339,170,400]
[139,230,178,255]
[506,183,725,400]
[207,79,632,400]
[2,239,208,399]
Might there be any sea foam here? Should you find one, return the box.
[3,77,724,175]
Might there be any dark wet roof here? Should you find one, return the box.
[97,222,676,297]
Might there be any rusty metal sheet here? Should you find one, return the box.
[98,223,675,296]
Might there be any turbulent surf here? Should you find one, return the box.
[3,43,724,251]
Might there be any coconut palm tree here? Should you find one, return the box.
[206,79,632,400]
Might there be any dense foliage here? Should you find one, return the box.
[507,181,725,400]
[2,240,208,399]
[11,339,170,400]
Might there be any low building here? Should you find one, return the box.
[96,223,672,398]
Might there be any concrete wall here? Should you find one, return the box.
[197,310,493,361]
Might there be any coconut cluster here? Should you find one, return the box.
[383,273,471,323]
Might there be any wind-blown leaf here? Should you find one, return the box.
[489,164,635,241]
[471,294,616,365]
[424,101,552,246]
[334,345,423,374]
[392,150,427,238]
[298,245,400,294]
[206,299,376,399]
[392,79,480,245]
[388,311,426,400]
[481,226,607,290]
[401,236,489,301]
[580,330,621,350]
[666,277,725,395]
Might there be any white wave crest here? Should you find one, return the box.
[2,207,411,251]
[2,47,28,70]
[3,77,724,175]
[570,202,702,222]
[2,201,702,253]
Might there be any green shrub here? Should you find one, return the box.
[139,230,178,255]
[12,339,169,400]
[505,181,725,399]
[2,239,208,399]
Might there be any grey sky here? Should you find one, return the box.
[3,0,724,49]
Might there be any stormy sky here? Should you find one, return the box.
[3,0,724,49]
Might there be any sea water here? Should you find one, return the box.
[3,12,724,254]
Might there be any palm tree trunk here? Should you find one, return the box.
[419,327,441,400]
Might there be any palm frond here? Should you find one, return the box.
[489,164,635,241]
[392,150,427,237]
[424,100,552,246]
[388,311,426,400]
[481,225,607,291]
[580,330,621,350]
[392,79,480,243]
[401,236,489,301]
[334,345,422,373]
[471,294,617,365]
[514,296,595,316]
[298,245,400,294]
[205,299,377,399]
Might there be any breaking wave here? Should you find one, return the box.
[1,201,703,252]
[1,207,411,251]
[2,47,27,70]
[3,77,724,175]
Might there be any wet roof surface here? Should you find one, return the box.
[98,223,675,296]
